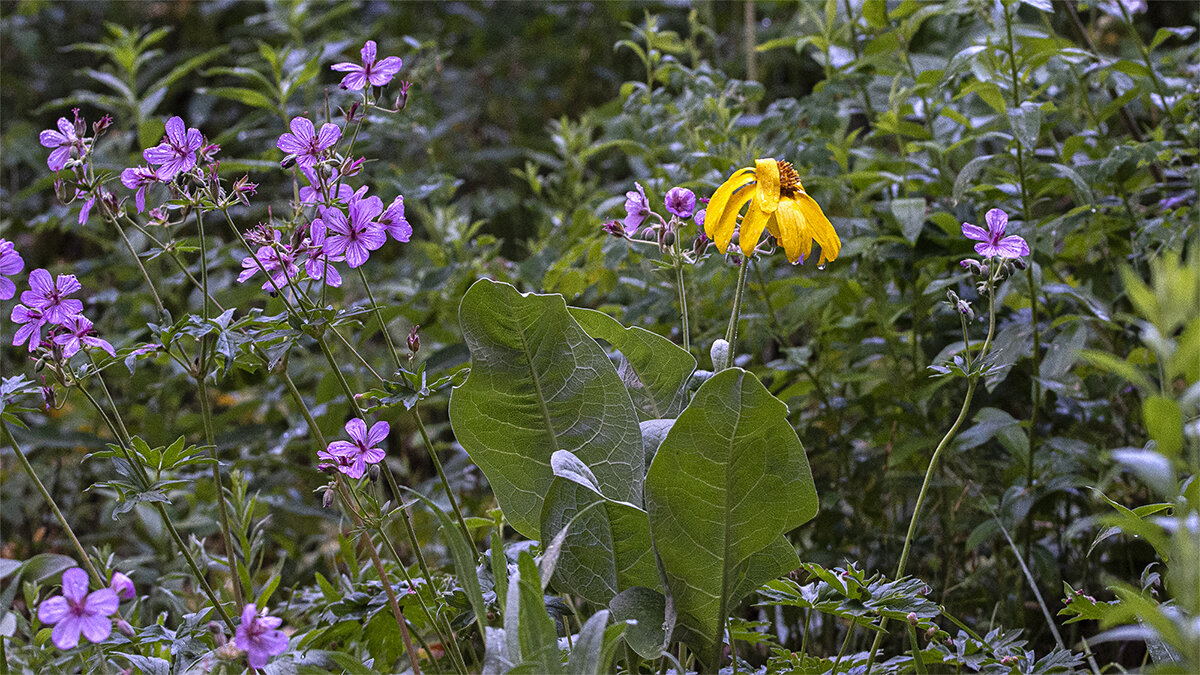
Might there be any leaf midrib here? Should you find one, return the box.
[514,305,561,456]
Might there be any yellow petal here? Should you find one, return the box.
[704,168,755,253]
[739,198,771,257]
[794,192,840,264]
[774,198,811,264]
[753,158,781,214]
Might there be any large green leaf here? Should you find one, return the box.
[568,307,695,420]
[645,368,818,666]
[540,451,660,605]
[450,280,643,538]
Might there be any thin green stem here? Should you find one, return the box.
[357,267,403,367]
[832,621,856,673]
[721,258,751,371]
[412,406,478,559]
[673,243,691,352]
[103,205,165,315]
[380,467,435,584]
[195,209,247,611]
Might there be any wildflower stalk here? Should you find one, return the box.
[356,267,403,366]
[194,209,248,611]
[1002,0,1043,497]
[866,264,1000,670]
[720,257,751,371]
[0,420,103,586]
[332,479,422,675]
[72,371,236,632]
[411,406,479,558]
[96,201,165,316]
[674,240,691,352]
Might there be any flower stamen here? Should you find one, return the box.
[777,160,801,196]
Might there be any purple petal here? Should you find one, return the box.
[344,242,369,268]
[360,40,377,66]
[995,235,1030,258]
[288,117,315,143]
[56,335,82,358]
[78,612,112,644]
[38,596,70,624]
[241,603,258,626]
[361,447,386,465]
[0,278,14,300]
[27,268,52,297]
[961,223,988,242]
[344,418,368,444]
[342,458,367,479]
[52,617,83,650]
[164,116,186,144]
[331,62,361,73]
[184,128,203,153]
[276,133,306,155]
[14,321,42,351]
[350,195,383,222]
[366,421,389,447]
[143,143,176,165]
[84,336,117,356]
[974,242,1000,258]
[338,71,368,91]
[374,56,403,78]
[327,440,358,456]
[61,568,90,603]
[47,146,71,171]
[316,123,341,150]
[135,187,147,214]
[985,208,1008,237]
[323,264,342,287]
[85,588,119,617]
[56,274,82,297]
[57,117,74,138]
[40,129,67,149]
[359,226,386,251]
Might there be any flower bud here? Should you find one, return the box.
[693,231,710,257]
[397,81,413,110]
[117,619,135,637]
[602,220,626,238]
[110,571,136,600]
[710,339,730,371]
[956,298,974,320]
[93,115,113,135]
[345,101,361,122]
[368,463,381,483]
[907,612,919,626]
[321,486,335,508]
[926,625,937,640]
[663,231,676,247]
[407,325,420,355]
[279,154,297,170]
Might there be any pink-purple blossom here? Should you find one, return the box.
[0,238,24,300]
[21,269,83,324]
[238,234,300,293]
[300,221,343,288]
[318,197,385,268]
[39,117,80,172]
[235,604,288,669]
[11,304,47,351]
[143,116,203,181]
[379,196,411,242]
[323,418,388,479]
[961,208,1030,259]
[664,187,696,219]
[277,117,341,170]
[36,567,119,650]
[623,182,651,235]
[331,40,404,91]
[109,572,136,601]
[120,167,158,214]
[53,315,116,358]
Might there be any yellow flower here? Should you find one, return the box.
[703,158,841,265]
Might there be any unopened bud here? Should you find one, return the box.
[397,81,413,110]
[907,612,919,626]
[1013,257,1027,270]
[321,486,335,507]
[663,231,676,247]
[693,232,710,257]
[279,154,297,170]
[72,108,86,137]
[710,339,730,371]
[117,619,135,637]
[368,463,381,483]
[93,115,113,135]
[926,625,937,640]
[345,101,361,122]
[956,299,974,320]
[602,220,626,238]
[342,156,365,177]
[407,325,420,354]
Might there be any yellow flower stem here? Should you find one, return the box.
[720,257,751,371]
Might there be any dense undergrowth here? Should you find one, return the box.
[1,1,1197,673]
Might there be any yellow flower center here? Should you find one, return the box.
[776,160,801,196]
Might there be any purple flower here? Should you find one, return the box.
[379,196,411,242]
[11,304,46,351]
[301,221,343,288]
[0,238,25,300]
[109,572,135,601]
[664,187,696,219]
[331,40,404,91]
[235,604,288,670]
[39,117,80,172]
[324,418,388,479]
[277,117,341,170]
[53,315,116,358]
[238,241,299,293]
[961,208,1030,259]
[623,182,651,235]
[298,167,359,205]
[602,220,626,238]
[143,117,203,181]
[120,167,158,214]
[74,190,97,226]
[320,197,385,268]
[21,269,83,325]
[36,567,119,650]
[694,209,706,227]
